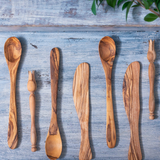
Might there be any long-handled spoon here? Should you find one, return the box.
[99,36,116,148]
[45,48,62,160]
[123,61,142,160]
[27,71,37,152]
[73,62,92,160]
[147,40,156,120]
[4,37,22,149]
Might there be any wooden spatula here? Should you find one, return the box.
[73,62,92,160]
[123,61,142,160]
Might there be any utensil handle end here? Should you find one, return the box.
[106,84,116,148]
[31,123,37,152]
[148,63,155,120]
[79,129,92,160]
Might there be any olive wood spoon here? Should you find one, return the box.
[4,37,22,149]
[27,71,37,152]
[123,61,142,160]
[99,36,116,148]
[73,62,92,160]
[45,48,62,160]
[147,40,156,120]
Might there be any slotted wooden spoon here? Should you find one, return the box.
[123,61,142,160]
[4,37,22,149]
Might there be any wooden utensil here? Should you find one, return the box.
[73,62,92,160]
[27,71,37,152]
[99,36,116,148]
[4,37,22,149]
[45,48,62,160]
[123,61,142,160]
[147,40,156,120]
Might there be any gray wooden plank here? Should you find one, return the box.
[0,0,160,27]
[0,31,159,160]
[0,26,159,32]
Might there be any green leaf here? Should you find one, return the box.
[112,0,117,8]
[122,1,131,10]
[144,13,158,22]
[147,0,153,6]
[126,1,133,20]
[154,8,158,12]
[117,0,127,7]
[91,0,97,15]
[142,0,150,9]
[132,4,140,7]
[158,2,160,11]
[106,0,117,8]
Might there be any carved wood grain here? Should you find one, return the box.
[123,61,142,160]
[99,36,116,148]
[147,40,156,120]
[4,37,22,149]
[73,62,92,160]
[27,71,37,152]
[45,47,62,160]
[49,48,59,135]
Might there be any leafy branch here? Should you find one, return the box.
[91,0,160,22]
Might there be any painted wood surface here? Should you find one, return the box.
[0,0,160,27]
[0,31,159,160]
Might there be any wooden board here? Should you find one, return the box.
[0,31,159,159]
[0,0,159,27]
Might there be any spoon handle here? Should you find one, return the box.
[8,72,18,149]
[28,71,37,152]
[106,66,116,148]
[148,63,155,119]
[147,40,156,119]
[49,48,59,135]
[29,92,37,151]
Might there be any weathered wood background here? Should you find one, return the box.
[0,0,160,160]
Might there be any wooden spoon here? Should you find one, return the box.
[123,61,142,160]
[73,62,92,160]
[45,48,62,160]
[99,36,116,148]
[4,37,22,149]
[147,40,156,120]
[27,71,37,152]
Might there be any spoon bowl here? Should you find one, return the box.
[4,37,22,63]
[99,36,116,63]
[99,36,116,148]
[45,133,62,159]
